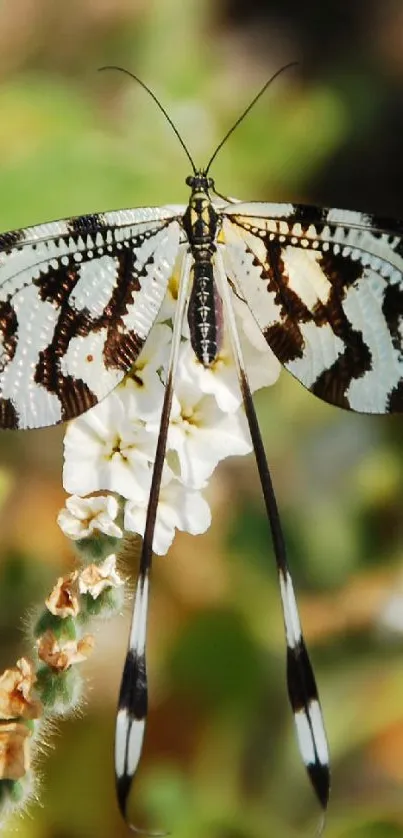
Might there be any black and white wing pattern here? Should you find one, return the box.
[3,173,403,831]
[221,203,403,414]
[0,207,182,429]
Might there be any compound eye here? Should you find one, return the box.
[207,177,214,189]
[185,175,194,187]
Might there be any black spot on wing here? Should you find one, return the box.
[387,379,403,413]
[365,213,403,238]
[259,239,307,363]
[0,397,19,429]
[34,299,101,421]
[287,641,319,714]
[67,213,107,235]
[58,376,98,422]
[310,325,372,409]
[103,245,143,371]
[34,332,98,423]
[0,301,18,371]
[292,203,327,230]
[308,761,330,809]
[307,257,375,408]
[264,240,312,322]
[35,259,80,307]
[104,329,144,372]
[0,229,25,253]
[382,282,403,356]
[319,249,363,296]
[118,651,148,720]
[264,321,304,363]
[116,772,132,818]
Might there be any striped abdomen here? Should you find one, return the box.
[188,259,223,366]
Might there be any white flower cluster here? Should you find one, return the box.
[0,290,283,828]
[58,291,281,556]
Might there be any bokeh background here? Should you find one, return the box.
[0,1,403,836]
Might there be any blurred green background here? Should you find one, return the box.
[1,1,403,836]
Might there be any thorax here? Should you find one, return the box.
[182,188,219,258]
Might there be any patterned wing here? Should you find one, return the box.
[221,203,403,414]
[0,208,182,429]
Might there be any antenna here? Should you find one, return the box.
[99,62,298,176]
[204,61,299,174]
[98,65,197,174]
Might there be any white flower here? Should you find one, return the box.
[177,338,241,414]
[124,475,211,555]
[60,274,281,563]
[120,323,172,422]
[57,495,123,541]
[79,554,125,598]
[234,297,281,393]
[157,246,189,330]
[158,377,252,488]
[231,293,269,351]
[177,298,281,414]
[63,389,156,501]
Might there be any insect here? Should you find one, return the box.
[1,65,402,829]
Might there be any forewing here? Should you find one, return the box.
[221,202,403,414]
[0,208,182,429]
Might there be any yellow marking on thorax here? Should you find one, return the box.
[189,208,198,227]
